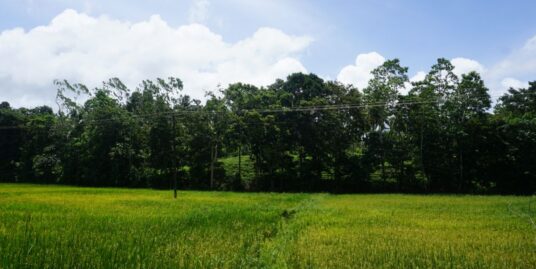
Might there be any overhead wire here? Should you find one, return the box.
[0,93,505,129]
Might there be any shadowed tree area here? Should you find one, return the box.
[0,59,535,194]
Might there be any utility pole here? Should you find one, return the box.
[172,113,177,199]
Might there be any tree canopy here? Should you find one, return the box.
[1,58,535,194]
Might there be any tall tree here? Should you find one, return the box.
[0,103,25,182]
[363,59,408,181]
[408,58,459,192]
[493,81,536,193]
[446,71,491,191]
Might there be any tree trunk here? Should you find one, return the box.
[420,126,428,182]
[380,126,386,181]
[210,145,214,189]
[270,168,275,191]
[210,143,218,189]
[237,145,242,182]
[459,142,464,192]
[172,114,177,198]
[298,150,303,177]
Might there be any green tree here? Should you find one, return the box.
[493,81,536,193]
[407,58,459,192]
[363,59,408,181]
[446,71,491,191]
[0,103,25,182]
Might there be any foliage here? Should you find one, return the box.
[0,58,535,194]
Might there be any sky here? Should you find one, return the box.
[1,0,536,108]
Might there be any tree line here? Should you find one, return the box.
[1,58,535,194]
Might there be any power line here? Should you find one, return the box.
[0,93,505,128]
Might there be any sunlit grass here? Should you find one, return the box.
[292,195,535,268]
[0,184,534,268]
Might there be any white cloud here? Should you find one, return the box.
[399,71,427,95]
[410,71,426,82]
[500,78,529,91]
[489,36,536,79]
[446,36,536,97]
[189,0,211,23]
[401,56,524,98]
[336,52,385,89]
[336,53,482,92]
[451,57,486,77]
[0,9,312,107]
[336,49,534,99]
[485,35,536,96]
[336,34,536,101]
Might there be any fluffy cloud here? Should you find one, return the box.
[500,78,529,91]
[489,36,536,80]
[336,52,385,89]
[483,36,536,95]
[0,9,312,107]
[410,71,426,83]
[449,36,536,96]
[338,37,536,99]
[451,57,486,77]
[336,53,487,91]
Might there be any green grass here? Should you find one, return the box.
[0,184,534,268]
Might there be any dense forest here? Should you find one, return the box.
[1,58,535,194]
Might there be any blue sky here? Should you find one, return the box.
[1,0,536,107]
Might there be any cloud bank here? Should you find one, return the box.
[0,9,312,107]
[2,8,536,108]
